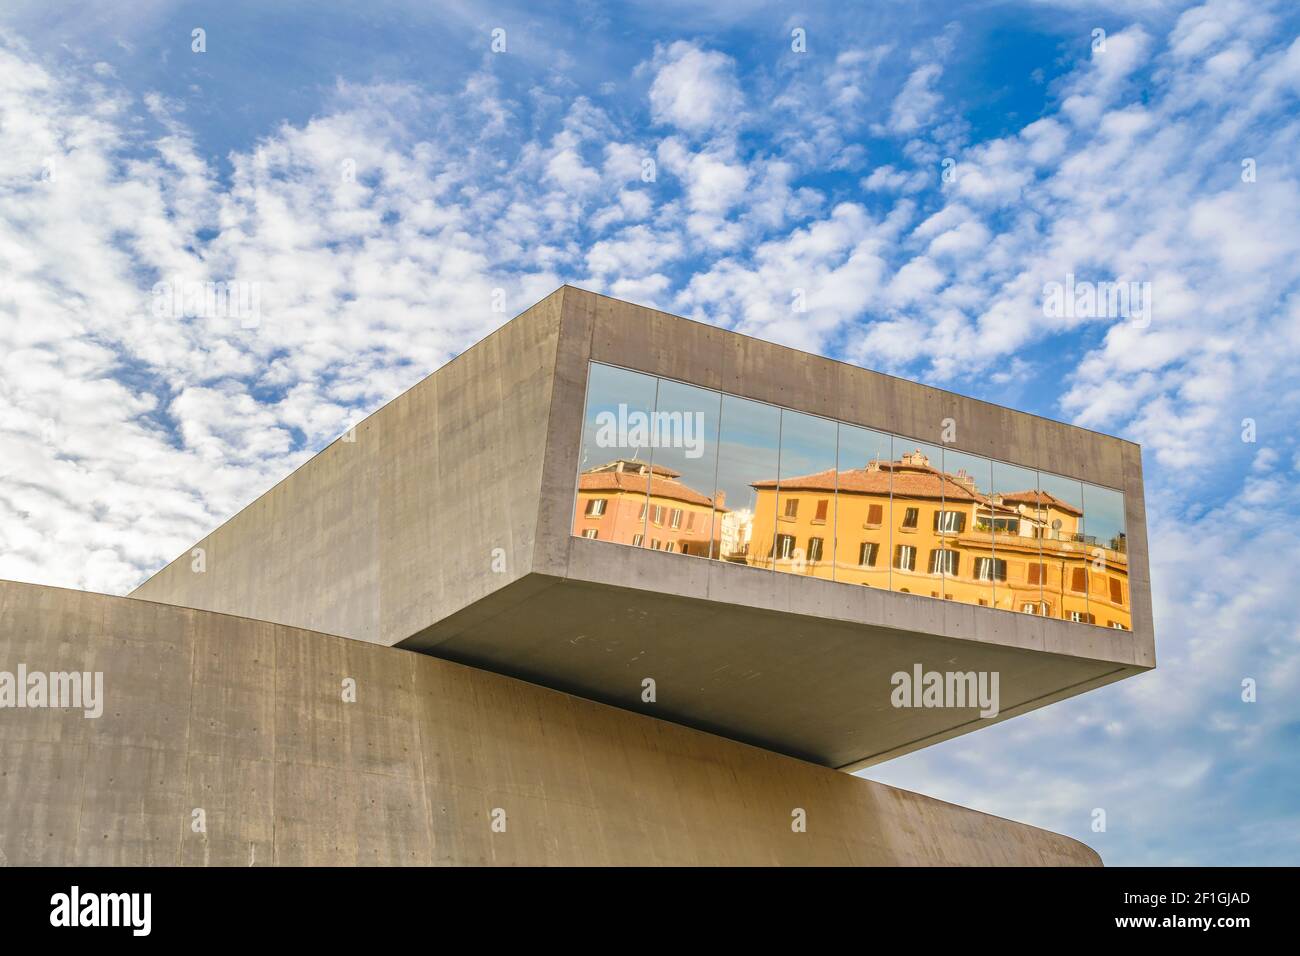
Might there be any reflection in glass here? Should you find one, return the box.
[640,379,723,557]
[1037,471,1088,624]
[887,441,947,599]
[713,395,782,566]
[989,462,1044,615]
[570,362,1131,632]
[1082,483,1130,629]
[763,410,839,578]
[573,364,659,546]
[940,449,993,609]
[834,426,893,588]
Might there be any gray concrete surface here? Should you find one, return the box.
[0,580,1100,865]
[403,570,1138,769]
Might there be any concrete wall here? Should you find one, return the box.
[132,289,566,646]
[0,580,1099,866]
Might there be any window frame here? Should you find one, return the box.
[894,544,917,572]
[775,533,797,560]
[928,548,959,576]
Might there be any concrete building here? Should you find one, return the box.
[0,286,1153,865]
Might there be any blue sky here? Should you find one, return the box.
[1,0,1298,864]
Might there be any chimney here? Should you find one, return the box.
[952,469,977,493]
[715,490,727,509]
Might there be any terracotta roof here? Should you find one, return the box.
[998,490,1083,517]
[751,460,987,503]
[578,470,723,509]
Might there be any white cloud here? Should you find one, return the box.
[648,41,744,134]
[886,62,943,134]
[862,164,928,193]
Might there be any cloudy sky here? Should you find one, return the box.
[1,0,1297,864]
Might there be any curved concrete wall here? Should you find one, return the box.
[0,580,1099,865]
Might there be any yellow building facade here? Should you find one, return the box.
[573,460,723,557]
[746,451,1131,629]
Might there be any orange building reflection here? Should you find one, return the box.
[572,450,1129,629]
[574,459,726,556]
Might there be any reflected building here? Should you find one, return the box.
[717,507,754,562]
[573,366,1132,631]
[740,450,1129,629]
[574,458,725,556]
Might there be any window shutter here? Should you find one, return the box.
[815,499,828,521]
[1071,567,1087,591]
[867,504,882,524]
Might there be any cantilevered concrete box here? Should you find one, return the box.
[134,286,1155,770]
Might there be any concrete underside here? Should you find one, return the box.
[0,580,1099,866]
[403,571,1134,769]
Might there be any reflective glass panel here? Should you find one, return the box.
[713,394,782,567]
[834,425,893,588]
[1082,483,1129,630]
[939,449,993,608]
[570,363,1129,630]
[573,364,659,545]
[639,379,723,558]
[773,410,838,579]
[888,440,946,598]
[989,461,1044,615]
[1037,471,1087,624]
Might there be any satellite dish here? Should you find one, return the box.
[1052,518,1063,530]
